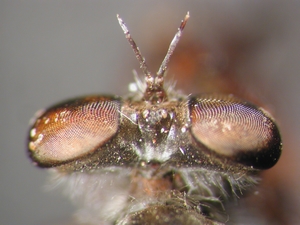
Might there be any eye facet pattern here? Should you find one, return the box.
[189,94,282,169]
[28,96,120,166]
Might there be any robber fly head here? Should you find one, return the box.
[27,13,283,225]
[27,12,281,173]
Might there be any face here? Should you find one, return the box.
[27,13,282,225]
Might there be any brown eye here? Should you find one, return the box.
[189,94,282,169]
[28,96,120,167]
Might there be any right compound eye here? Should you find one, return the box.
[28,96,121,167]
[189,94,282,169]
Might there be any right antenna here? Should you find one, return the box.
[157,12,190,78]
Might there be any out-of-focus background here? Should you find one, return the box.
[1,1,299,224]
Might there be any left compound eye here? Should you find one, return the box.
[189,94,282,169]
[28,96,120,167]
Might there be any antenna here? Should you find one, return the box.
[157,12,190,77]
[117,15,153,86]
[117,13,189,103]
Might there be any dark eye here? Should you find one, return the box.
[189,94,282,169]
[28,96,120,167]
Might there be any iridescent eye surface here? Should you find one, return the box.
[189,94,281,169]
[28,96,120,167]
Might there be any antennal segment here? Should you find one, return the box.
[117,14,153,86]
[157,12,190,78]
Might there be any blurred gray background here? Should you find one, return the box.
[1,1,300,225]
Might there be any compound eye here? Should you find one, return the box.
[189,94,282,169]
[28,96,120,167]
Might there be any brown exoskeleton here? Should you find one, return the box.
[28,13,282,225]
